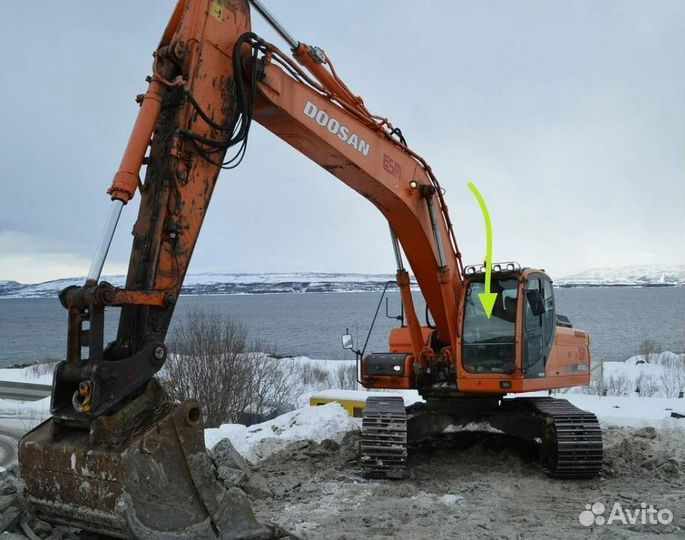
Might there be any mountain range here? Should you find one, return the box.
[1,265,683,298]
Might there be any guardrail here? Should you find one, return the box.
[0,381,52,401]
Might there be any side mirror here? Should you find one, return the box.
[526,289,546,316]
[341,334,354,350]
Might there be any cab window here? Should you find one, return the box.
[463,278,518,373]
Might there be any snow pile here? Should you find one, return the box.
[205,402,359,463]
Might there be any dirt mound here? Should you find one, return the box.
[244,424,685,540]
[602,425,685,479]
[210,431,360,501]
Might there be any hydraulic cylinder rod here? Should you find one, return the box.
[86,200,124,283]
[389,225,405,271]
[248,0,298,49]
[425,195,447,268]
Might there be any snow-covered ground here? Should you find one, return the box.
[565,351,685,398]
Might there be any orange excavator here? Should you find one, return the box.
[18,0,602,538]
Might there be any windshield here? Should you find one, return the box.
[462,278,518,373]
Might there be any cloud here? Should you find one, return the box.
[0,231,126,283]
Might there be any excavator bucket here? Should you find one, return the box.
[19,380,278,540]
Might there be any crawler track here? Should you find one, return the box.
[524,397,603,479]
[360,396,407,479]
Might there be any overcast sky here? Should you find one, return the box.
[0,0,683,283]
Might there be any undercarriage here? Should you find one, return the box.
[361,395,603,480]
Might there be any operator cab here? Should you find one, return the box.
[461,263,556,378]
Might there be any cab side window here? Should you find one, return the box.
[523,275,556,377]
[541,277,555,350]
[525,278,541,332]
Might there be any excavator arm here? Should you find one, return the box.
[54,0,464,423]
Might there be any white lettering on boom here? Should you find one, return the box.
[303,101,370,157]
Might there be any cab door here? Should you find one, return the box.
[523,274,555,378]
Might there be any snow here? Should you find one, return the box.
[601,353,672,386]
[556,264,685,287]
[0,272,405,298]
[561,394,684,427]
[203,379,682,465]
[3,264,683,298]
[309,388,684,428]
[281,356,355,373]
[205,402,358,463]
[573,351,685,398]
[181,272,395,286]
[0,396,51,431]
[0,364,53,385]
[0,396,50,413]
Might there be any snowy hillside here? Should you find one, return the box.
[3,264,683,298]
[0,272,399,298]
[556,264,685,287]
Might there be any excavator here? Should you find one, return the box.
[18,0,603,538]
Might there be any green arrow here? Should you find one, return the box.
[468,182,498,319]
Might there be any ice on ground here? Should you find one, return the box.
[205,402,359,463]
